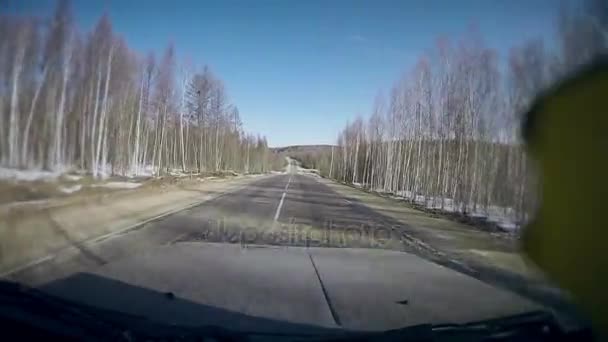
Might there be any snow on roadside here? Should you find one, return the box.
[62,174,82,181]
[169,170,187,177]
[91,182,142,189]
[370,185,520,231]
[59,184,82,194]
[124,164,157,178]
[91,164,113,179]
[196,176,222,182]
[496,222,518,231]
[0,167,64,182]
[168,169,200,177]
[140,165,157,177]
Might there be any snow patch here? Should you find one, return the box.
[365,184,520,230]
[0,167,63,182]
[62,174,82,181]
[125,164,157,178]
[169,170,188,177]
[90,164,113,179]
[135,167,156,177]
[92,182,142,189]
[59,184,82,194]
[247,174,265,178]
[496,221,518,231]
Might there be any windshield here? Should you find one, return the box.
[0,0,602,339]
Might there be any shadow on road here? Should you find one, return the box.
[40,272,346,336]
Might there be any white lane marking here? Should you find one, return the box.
[274,191,287,221]
[273,175,292,222]
[272,175,291,224]
[344,199,352,204]
[285,175,292,191]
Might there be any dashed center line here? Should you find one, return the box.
[284,176,292,191]
[274,192,287,221]
[273,175,292,222]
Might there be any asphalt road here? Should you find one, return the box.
[8,166,540,333]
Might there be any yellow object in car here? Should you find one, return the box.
[522,59,608,335]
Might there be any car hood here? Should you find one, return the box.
[40,242,540,334]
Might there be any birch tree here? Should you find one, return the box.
[0,1,274,178]
[317,28,565,227]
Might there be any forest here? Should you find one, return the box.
[0,1,276,178]
[2,0,606,228]
[302,0,607,228]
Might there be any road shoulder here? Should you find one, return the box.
[0,174,270,276]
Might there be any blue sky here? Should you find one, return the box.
[6,0,563,147]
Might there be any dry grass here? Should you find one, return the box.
[318,178,539,279]
[0,169,247,207]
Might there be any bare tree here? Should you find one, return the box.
[0,1,274,178]
[316,20,581,229]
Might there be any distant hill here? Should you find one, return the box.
[271,145,335,154]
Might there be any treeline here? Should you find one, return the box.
[0,1,274,178]
[311,0,608,225]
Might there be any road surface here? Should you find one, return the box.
[7,164,539,333]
